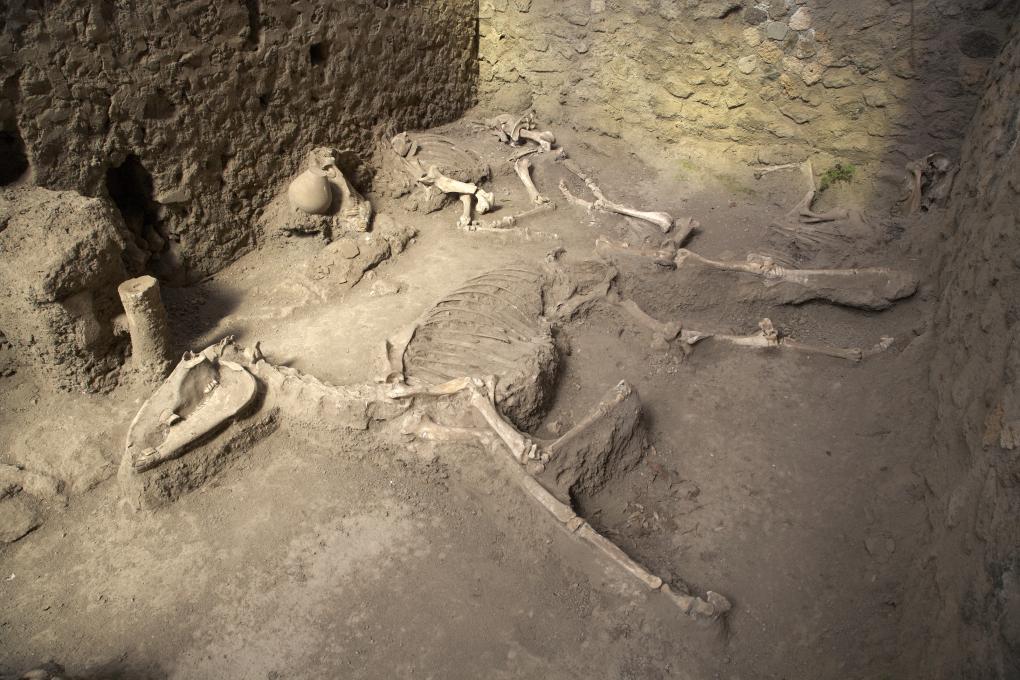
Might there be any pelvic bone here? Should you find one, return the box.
[486,113,557,152]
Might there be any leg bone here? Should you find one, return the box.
[561,160,675,233]
[674,249,917,311]
[514,157,549,204]
[482,203,555,230]
[386,377,537,463]
[712,319,864,362]
[517,127,555,151]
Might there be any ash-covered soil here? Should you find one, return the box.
[0,116,935,679]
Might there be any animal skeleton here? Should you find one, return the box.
[385,132,495,228]
[121,261,736,622]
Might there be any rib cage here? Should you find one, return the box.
[403,266,559,430]
[408,133,489,184]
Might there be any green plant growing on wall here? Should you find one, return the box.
[818,163,856,192]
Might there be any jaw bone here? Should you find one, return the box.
[125,347,258,472]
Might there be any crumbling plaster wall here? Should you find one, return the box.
[0,0,477,282]
[903,22,1020,679]
[480,0,1015,164]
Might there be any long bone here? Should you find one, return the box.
[386,377,539,463]
[786,160,850,223]
[517,127,556,152]
[594,235,681,270]
[399,401,730,620]
[595,281,882,362]
[514,156,549,205]
[595,235,917,310]
[712,318,864,362]
[418,165,495,229]
[673,249,917,310]
[481,203,556,230]
[559,161,675,233]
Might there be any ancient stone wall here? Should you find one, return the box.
[0,0,477,282]
[903,22,1020,679]
[479,0,1015,164]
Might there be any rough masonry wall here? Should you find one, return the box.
[480,0,1015,164]
[905,24,1020,679]
[0,0,477,282]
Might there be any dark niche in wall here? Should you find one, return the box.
[309,42,328,65]
[0,129,29,185]
[243,0,262,50]
[105,155,165,259]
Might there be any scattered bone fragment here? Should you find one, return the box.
[674,249,917,310]
[117,275,172,382]
[904,152,957,213]
[514,156,549,204]
[752,162,803,179]
[560,159,676,233]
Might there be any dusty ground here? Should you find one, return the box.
[0,117,934,679]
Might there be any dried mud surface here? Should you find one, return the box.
[0,118,943,678]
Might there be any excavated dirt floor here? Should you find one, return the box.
[0,118,935,679]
